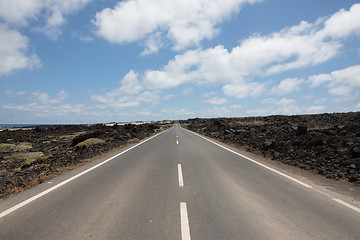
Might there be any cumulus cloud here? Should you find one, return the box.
[0,0,93,40]
[143,45,256,90]
[136,4,360,98]
[0,0,42,26]
[107,70,143,97]
[37,0,93,40]
[144,48,202,89]
[91,71,162,109]
[33,90,69,104]
[270,78,304,95]
[319,3,360,39]
[93,0,261,52]
[308,65,360,101]
[222,82,266,98]
[0,24,41,76]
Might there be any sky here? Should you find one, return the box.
[0,0,360,124]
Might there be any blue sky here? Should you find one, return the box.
[0,0,360,124]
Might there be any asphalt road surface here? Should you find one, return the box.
[1,123,360,239]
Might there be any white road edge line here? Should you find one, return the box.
[178,164,184,187]
[0,130,168,219]
[180,202,191,240]
[332,198,360,214]
[186,129,312,189]
[183,128,360,215]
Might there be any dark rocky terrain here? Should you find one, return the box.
[0,121,172,199]
[181,112,360,184]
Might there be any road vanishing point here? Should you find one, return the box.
[1,123,360,239]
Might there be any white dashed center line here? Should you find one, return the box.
[178,164,184,187]
[180,202,191,240]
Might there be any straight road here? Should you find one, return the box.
[1,123,360,239]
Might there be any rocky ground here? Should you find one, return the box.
[0,121,172,199]
[181,112,360,184]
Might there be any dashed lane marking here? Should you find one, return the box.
[180,202,191,240]
[178,164,184,187]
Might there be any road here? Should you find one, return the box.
[1,123,360,239]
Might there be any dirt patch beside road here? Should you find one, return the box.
[181,112,360,184]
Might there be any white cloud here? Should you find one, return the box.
[270,78,304,95]
[93,0,261,52]
[308,65,360,101]
[91,71,163,109]
[0,0,42,26]
[328,85,353,97]
[141,32,164,56]
[144,48,202,89]
[222,82,266,98]
[308,73,332,88]
[254,98,302,115]
[37,0,94,40]
[136,90,161,103]
[319,4,360,39]
[203,97,228,105]
[143,45,263,91]
[33,90,69,104]
[0,0,93,40]
[3,103,86,117]
[232,21,340,76]
[108,70,143,96]
[138,4,360,97]
[0,24,41,76]
[2,89,88,118]
[274,98,302,114]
